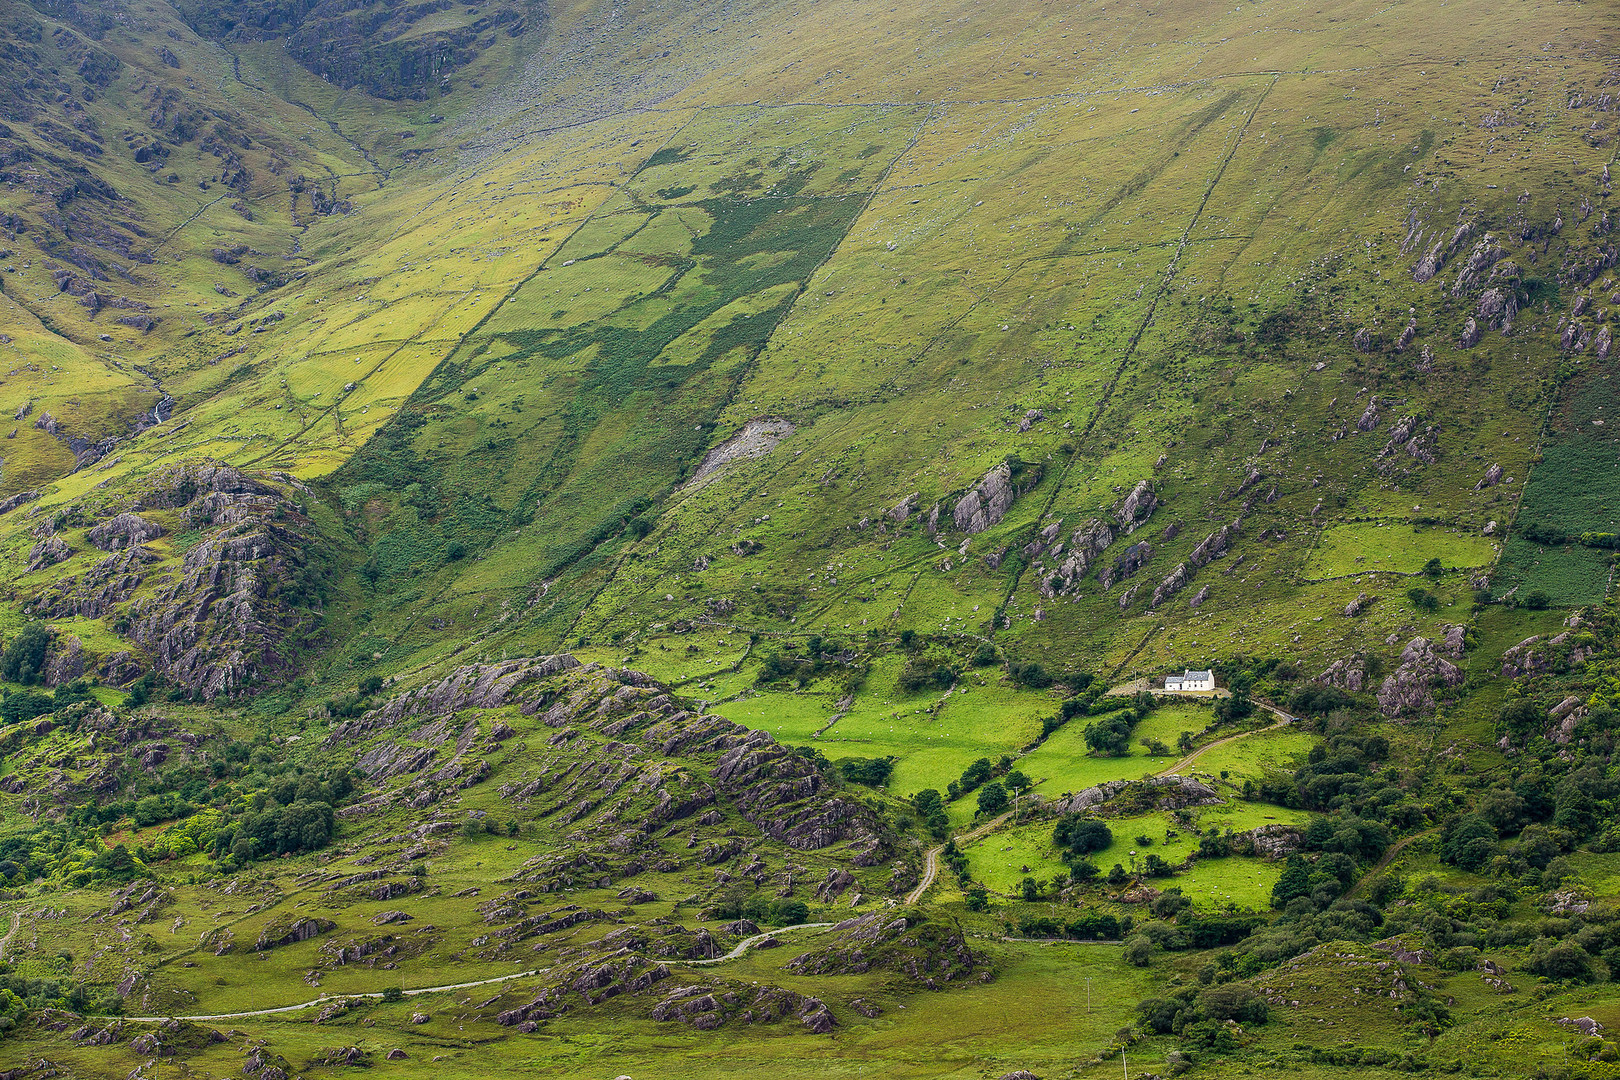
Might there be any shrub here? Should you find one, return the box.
[1054,816,1112,855]
[837,756,895,787]
[1009,661,1053,689]
[1406,587,1440,613]
[1527,939,1598,982]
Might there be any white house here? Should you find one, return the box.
[1164,669,1215,692]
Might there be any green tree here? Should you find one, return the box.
[976,781,1009,816]
[0,624,51,685]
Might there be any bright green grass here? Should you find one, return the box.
[1184,728,1316,783]
[1304,522,1499,579]
[1015,722,1159,796]
[714,689,837,742]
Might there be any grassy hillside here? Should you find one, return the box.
[0,0,1617,1075]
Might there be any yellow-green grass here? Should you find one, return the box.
[714,689,838,743]
[1305,522,1500,579]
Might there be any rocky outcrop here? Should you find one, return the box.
[649,982,832,1032]
[256,917,335,951]
[1475,463,1503,490]
[1376,630,1465,718]
[27,535,72,572]
[1378,416,1439,472]
[1037,519,1115,598]
[1151,563,1191,607]
[1115,480,1157,535]
[32,546,160,619]
[43,635,85,686]
[23,462,325,700]
[1343,593,1374,617]
[1048,775,1222,815]
[953,463,1017,534]
[87,513,163,551]
[1500,631,1590,679]
[127,470,323,700]
[335,655,581,735]
[784,913,989,987]
[1098,541,1151,590]
[1188,519,1240,568]
[332,661,887,864]
[1477,287,1517,332]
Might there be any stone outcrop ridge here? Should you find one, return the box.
[1376,627,1466,718]
[1115,479,1157,535]
[330,660,886,863]
[1098,541,1151,590]
[127,466,321,700]
[1501,628,1591,679]
[953,462,1016,534]
[87,513,163,551]
[784,912,988,987]
[1047,775,1222,815]
[1036,518,1114,598]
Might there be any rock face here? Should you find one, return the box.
[87,513,164,551]
[1098,541,1151,590]
[184,0,542,100]
[119,465,325,701]
[1151,563,1190,608]
[953,462,1017,534]
[22,463,329,699]
[1188,519,1241,568]
[257,917,335,951]
[1501,631,1589,679]
[1376,630,1466,718]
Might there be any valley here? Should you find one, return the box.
[0,0,1617,1076]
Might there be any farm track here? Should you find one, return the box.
[116,923,841,1022]
[683,922,836,965]
[907,810,1014,904]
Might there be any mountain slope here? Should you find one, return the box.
[0,0,1619,1077]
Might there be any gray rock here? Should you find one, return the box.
[953,463,1016,534]
[1357,400,1380,432]
[27,535,72,572]
[1377,635,1465,718]
[1151,563,1190,608]
[1115,479,1157,534]
[87,513,164,551]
